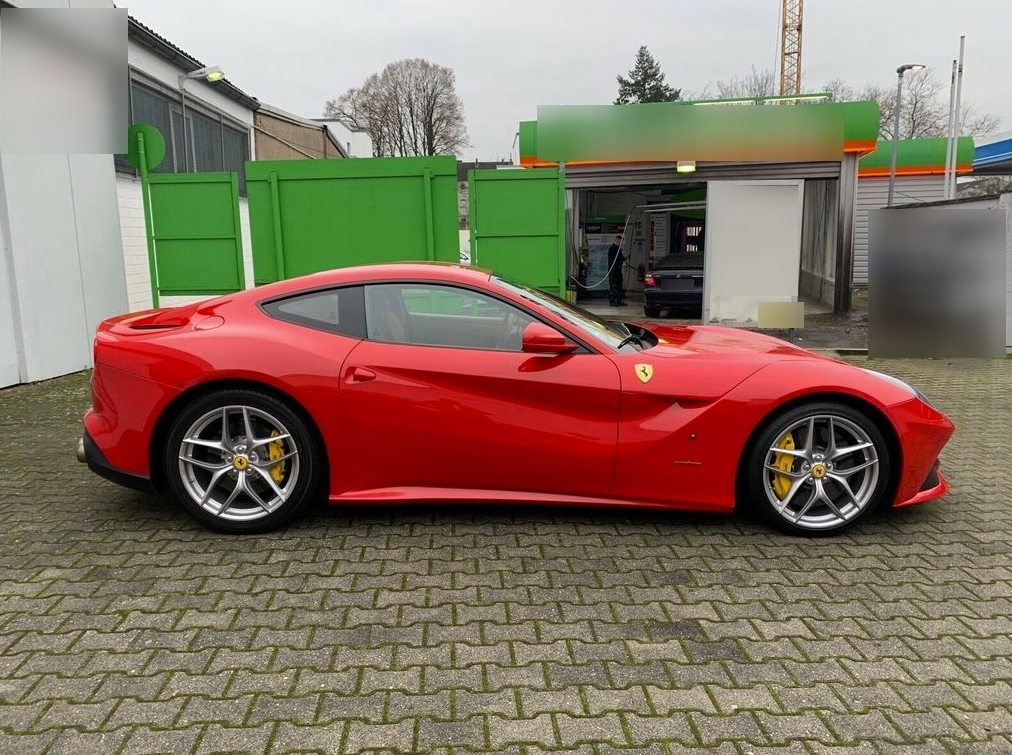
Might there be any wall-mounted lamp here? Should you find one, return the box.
[178,66,226,171]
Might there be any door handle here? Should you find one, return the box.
[349,367,377,383]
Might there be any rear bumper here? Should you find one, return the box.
[78,430,153,493]
[644,289,703,309]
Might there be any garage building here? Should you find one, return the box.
[491,98,881,324]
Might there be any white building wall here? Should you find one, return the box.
[318,120,373,157]
[853,175,945,285]
[0,194,22,387]
[116,174,151,310]
[0,149,128,386]
[0,0,129,386]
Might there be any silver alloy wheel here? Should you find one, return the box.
[761,413,880,531]
[177,404,300,523]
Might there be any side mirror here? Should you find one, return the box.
[521,322,578,355]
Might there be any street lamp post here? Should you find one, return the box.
[887,63,926,207]
[178,66,225,172]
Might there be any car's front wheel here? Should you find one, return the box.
[165,389,322,534]
[744,402,891,536]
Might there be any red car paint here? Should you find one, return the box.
[82,263,954,516]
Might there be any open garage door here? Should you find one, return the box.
[704,181,803,323]
[468,168,566,296]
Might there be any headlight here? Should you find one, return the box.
[862,369,936,408]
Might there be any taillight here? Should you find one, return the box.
[644,274,656,287]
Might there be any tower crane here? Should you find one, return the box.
[778,0,804,97]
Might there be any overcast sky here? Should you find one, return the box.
[123,0,1012,161]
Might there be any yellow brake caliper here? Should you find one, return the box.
[772,433,796,500]
[268,431,287,484]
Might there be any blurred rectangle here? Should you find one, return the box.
[757,301,805,329]
[0,8,127,154]
[868,208,1006,358]
[537,102,843,163]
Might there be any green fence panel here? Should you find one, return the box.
[468,168,566,296]
[147,172,245,296]
[245,156,459,285]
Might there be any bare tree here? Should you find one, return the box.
[822,71,999,139]
[325,59,469,157]
[959,104,1001,139]
[715,66,776,100]
[822,78,856,103]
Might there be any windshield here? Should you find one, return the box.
[655,253,704,269]
[491,276,645,351]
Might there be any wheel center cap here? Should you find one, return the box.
[233,455,249,471]
[811,463,827,479]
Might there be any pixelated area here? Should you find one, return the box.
[537,103,843,163]
[0,8,126,154]
[868,208,1007,359]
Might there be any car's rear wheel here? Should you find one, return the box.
[644,305,662,318]
[744,402,890,536]
[165,389,321,534]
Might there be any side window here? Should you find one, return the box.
[262,287,365,338]
[365,284,536,351]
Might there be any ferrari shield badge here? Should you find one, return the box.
[634,364,654,383]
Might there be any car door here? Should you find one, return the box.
[340,282,621,497]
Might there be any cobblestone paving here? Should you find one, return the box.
[1,358,1010,754]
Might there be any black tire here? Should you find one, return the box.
[742,401,891,536]
[165,388,322,534]
[644,305,662,318]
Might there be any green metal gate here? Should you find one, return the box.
[147,172,245,304]
[468,168,566,296]
[245,156,459,285]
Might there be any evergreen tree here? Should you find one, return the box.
[615,46,680,104]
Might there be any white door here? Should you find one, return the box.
[703,181,804,323]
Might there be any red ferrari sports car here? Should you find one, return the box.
[78,262,954,536]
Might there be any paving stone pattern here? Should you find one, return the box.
[1,358,1010,754]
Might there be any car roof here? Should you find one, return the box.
[241,262,495,301]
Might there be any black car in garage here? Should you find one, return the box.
[643,253,704,318]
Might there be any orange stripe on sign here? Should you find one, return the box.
[844,138,878,154]
[859,164,973,178]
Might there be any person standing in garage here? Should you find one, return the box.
[608,235,627,307]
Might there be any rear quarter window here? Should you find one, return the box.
[261,287,365,338]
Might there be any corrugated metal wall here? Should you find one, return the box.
[853,175,945,284]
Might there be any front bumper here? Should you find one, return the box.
[77,430,153,492]
[896,460,948,508]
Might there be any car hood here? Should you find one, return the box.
[618,323,837,401]
[642,323,827,358]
